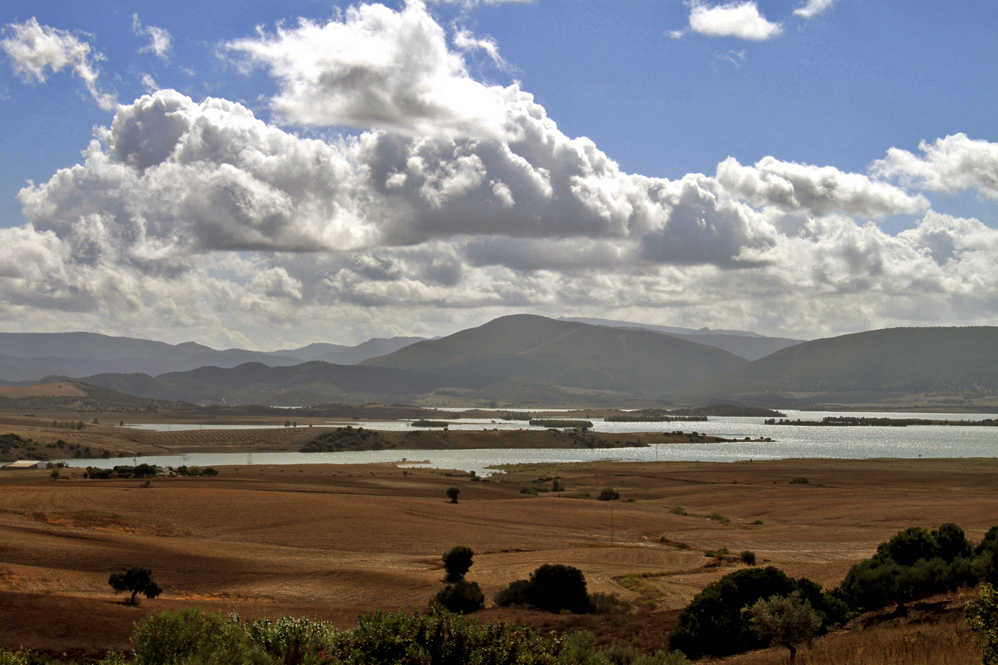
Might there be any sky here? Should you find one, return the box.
[0,0,996,350]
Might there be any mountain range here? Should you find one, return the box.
[0,318,995,409]
[0,333,424,382]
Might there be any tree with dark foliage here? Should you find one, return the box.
[109,567,162,605]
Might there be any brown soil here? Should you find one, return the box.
[2,455,997,657]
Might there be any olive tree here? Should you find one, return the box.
[109,567,162,605]
[743,591,821,663]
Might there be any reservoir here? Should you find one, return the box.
[61,410,998,477]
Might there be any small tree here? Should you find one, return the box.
[967,582,998,665]
[443,546,474,582]
[49,468,60,481]
[597,488,620,502]
[743,591,821,663]
[446,487,461,503]
[433,580,485,614]
[109,567,162,605]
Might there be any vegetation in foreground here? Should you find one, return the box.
[0,607,690,665]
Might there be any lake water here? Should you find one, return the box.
[64,410,998,476]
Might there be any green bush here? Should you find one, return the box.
[433,580,485,614]
[740,550,757,565]
[669,567,842,660]
[245,614,339,664]
[132,608,263,665]
[838,523,990,613]
[598,488,620,501]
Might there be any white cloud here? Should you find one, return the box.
[1,17,116,110]
[717,156,929,217]
[224,3,522,139]
[2,3,997,345]
[452,28,505,67]
[132,14,173,60]
[688,1,783,41]
[871,134,998,200]
[794,0,837,19]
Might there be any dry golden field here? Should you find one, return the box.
[0,440,996,661]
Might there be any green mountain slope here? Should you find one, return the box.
[682,326,998,403]
[360,314,747,398]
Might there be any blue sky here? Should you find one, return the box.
[0,0,996,348]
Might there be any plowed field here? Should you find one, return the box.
[1,457,997,657]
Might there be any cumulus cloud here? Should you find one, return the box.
[688,1,783,41]
[2,2,997,346]
[1,17,116,110]
[132,14,173,59]
[871,134,998,199]
[717,156,929,217]
[224,2,521,139]
[794,0,837,19]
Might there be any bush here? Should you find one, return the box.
[446,487,460,503]
[132,608,262,665]
[442,545,474,582]
[966,583,998,665]
[245,614,339,664]
[838,523,989,613]
[494,564,592,614]
[433,580,485,614]
[669,567,841,660]
[598,488,620,501]
[740,550,757,565]
[789,477,810,485]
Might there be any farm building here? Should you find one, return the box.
[3,460,45,470]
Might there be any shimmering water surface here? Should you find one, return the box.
[64,410,998,476]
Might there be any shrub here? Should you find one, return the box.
[245,614,339,664]
[933,522,973,562]
[789,477,810,485]
[109,566,162,605]
[494,564,592,614]
[877,526,938,566]
[669,566,840,660]
[598,488,620,501]
[966,582,998,665]
[589,591,630,615]
[446,487,460,503]
[741,550,757,565]
[132,608,261,665]
[838,524,988,613]
[433,580,485,614]
[442,545,474,582]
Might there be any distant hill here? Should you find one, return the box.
[681,326,998,406]
[558,317,804,361]
[0,380,193,412]
[361,314,747,398]
[0,332,425,382]
[76,361,475,406]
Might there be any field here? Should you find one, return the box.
[1,444,996,661]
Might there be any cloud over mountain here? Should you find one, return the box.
[1,2,996,348]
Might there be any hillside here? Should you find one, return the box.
[681,326,998,406]
[76,362,476,406]
[0,332,425,382]
[361,314,747,398]
[560,316,804,360]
